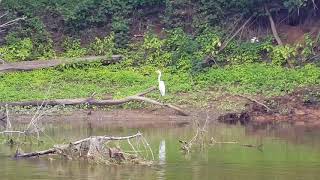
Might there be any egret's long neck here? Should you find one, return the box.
[158,72,162,82]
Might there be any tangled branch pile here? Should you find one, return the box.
[14,132,154,165]
[0,103,154,165]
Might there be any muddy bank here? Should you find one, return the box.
[7,108,201,128]
[218,87,320,129]
[3,87,319,130]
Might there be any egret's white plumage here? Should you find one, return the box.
[250,37,259,43]
[157,70,165,96]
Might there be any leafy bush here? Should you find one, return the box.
[0,38,33,62]
[267,45,296,66]
[196,63,320,95]
[88,33,115,57]
[3,16,56,60]
[112,17,130,48]
[33,41,56,60]
[141,32,169,68]
[62,38,87,58]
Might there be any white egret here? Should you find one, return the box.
[156,70,165,96]
[250,37,259,43]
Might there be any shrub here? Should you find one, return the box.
[88,33,115,57]
[0,38,33,62]
[62,38,87,58]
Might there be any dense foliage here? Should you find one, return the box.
[0,0,318,54]
[0,63,319,102]
[0,0,319,103]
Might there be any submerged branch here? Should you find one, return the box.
[0,130,25,135]
[14,132,143,158]
[72,132,142,145]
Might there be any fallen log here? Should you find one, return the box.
[0,87,189,116]
[14,132,142,158]
[0,55,122,73]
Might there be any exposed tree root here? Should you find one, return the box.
[233,94,272,112]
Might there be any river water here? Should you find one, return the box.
[0,122,320,180]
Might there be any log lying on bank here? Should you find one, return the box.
[14,132,142,158]
[0,87,189,116]
[0,55,122,73]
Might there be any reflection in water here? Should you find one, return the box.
[157,139,166,180]
[1,123,320,180]
[159,140,166,164]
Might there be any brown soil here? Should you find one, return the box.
[278,19,320,45]
[218,87,320,129]
[4,88,320,130]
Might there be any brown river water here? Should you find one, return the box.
[0,120,320,180]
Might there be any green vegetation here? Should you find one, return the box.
[0,63,319,103]
[0,0,319,106]
[0,0,318,60]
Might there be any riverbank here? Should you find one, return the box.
[0,61,320,129]
[218,87,320,129]
[3,86,319,130]
[0,63,319,102]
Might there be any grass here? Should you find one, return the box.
[0,63,319,106]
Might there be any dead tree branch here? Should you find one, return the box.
[202,15,254,67]
[219,15,255,52]
[0,16,26,29]
[0,8,26,33]
[0,130,25,135]
[234,94,272,112]
[0,87,189,116]
[14,132,143,158]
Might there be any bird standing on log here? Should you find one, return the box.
[156,70,165,96]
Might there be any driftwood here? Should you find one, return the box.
[0,10,26,33]
[0,55,122,73]
[0,87,189,116]
[14,132,142,158]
